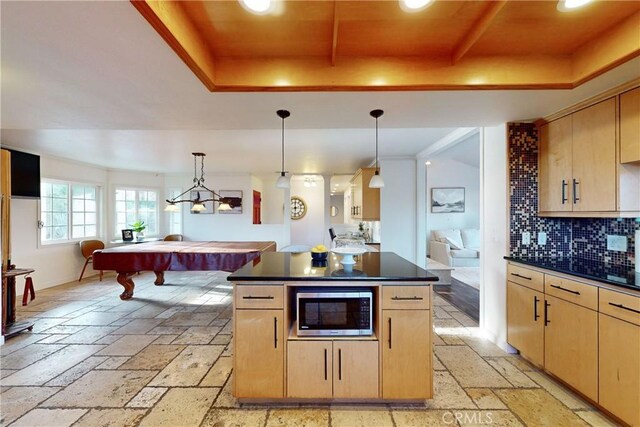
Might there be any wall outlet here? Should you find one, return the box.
[606,235,628,252]
[538,232,547,245]
[522,231,531,245]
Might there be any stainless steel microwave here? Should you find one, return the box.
[296,288,373,336]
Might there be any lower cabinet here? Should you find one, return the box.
[234,309,284,398]
[381,309,431,399]
[287,340,378,398]
[544,295,598,402]
[506,281,544,366]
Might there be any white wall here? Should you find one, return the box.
[380,158,417,263]
[330,195,344,225]
[479,124,510,351]
[289,175,325,247]
[426,158,480,254]
[257,175,285,225]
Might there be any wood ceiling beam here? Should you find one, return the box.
[131,0,216,91]
[451,1,508,65]
[331,1,339,66]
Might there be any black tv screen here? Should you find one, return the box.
[9,150,40,199]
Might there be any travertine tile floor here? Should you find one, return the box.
[0,272,618,427]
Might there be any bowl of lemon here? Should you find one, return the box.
[310,244,329,261]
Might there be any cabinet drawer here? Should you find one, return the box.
[600,288,640,326]
[544,275,598,310]
[235,285,284,309]
[382,286,430,310]
[507,264,544,292]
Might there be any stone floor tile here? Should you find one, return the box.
[126,387,168,408]
[43,370,157,408]
[435,346,512,388]
[495,388,590,426]
[74,408,147,427]
[433,306,454,319]
[455,410,524,426]
[172,326,221,345]
[524,371,592,410]
[0,386,61,425]
[432,332,446,346]
[266,409,329,427]
[1,369,17,379]
[152,334,179,344]
[38,324,87,335]
[202,408,268,427]
[331,408,394,427]
[57,326,119,344]
[426,371,477,409]
[146,326,187,335]
[149,345,224,386]
[200,356,233,387]
[211,334,232,345]
[96,356,131,369]
[449,311,479,327]
[1,344,105,386]
[487,358,538,388]
[466,388,508,409]
[29,317,68,333]
[162,312,218,326]
[35,334,70,343]
[93,334,121,345]
[97,334,158,356]
[62,311,124,326]
[119,344,185,370]
[575,410,620,427]
[11,408,87,427]
[45,356,109,386]
[1,343,66,369]
[213,380,237,408]
[462,335,510,358]
[505,356,538,372]
[391,410,455,427]
[111,318,164,335]
[138,387,217,427]
[0,333,50,356]
[432,354,446,371]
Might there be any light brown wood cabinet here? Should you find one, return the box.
[506,281,544,366]
[234,309,284,398]
[620,87,640,164]
[287,340,332,398]
[333,341,379,398]
[350,168,380,221]
[539,115,573,213]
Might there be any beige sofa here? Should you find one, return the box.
[429,228,480,267]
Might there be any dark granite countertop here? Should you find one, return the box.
[228,252,438,283]
[505,256,638,291]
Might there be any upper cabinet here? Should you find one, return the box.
[538,87,640,217]
[350,168,380,221]
[620,87,640,164]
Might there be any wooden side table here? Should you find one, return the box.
[2,268,35,338]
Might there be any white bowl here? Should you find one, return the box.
[331,247,367,265]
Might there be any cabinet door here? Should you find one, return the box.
[620,87,640,164]
[287,340,333,398]
[599,313,640,427]
[572,98,617,212]
[544,295,598,401]
[333,341,379,398]
[382,310,432,399]
[539,116,573,212]
[506,281,544,366]
[234,310,284,398]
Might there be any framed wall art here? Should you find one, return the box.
[431,187,465,213]
[218,190,243,214]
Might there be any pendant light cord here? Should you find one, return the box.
[375,117,379,172]
[281,116,285,173]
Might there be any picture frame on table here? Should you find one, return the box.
[431,187,465,213]
[218,190,243,214]
[121,229,134,241]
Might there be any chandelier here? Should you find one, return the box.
[164,153,241,212]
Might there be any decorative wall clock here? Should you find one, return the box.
[290,196,307,220]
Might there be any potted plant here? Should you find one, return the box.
[129,220,146,241]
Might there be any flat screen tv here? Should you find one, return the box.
[9,149,40,199]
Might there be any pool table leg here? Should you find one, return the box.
[116,272,135,300]
[154,271,165,286]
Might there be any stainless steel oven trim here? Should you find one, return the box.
[296,290,373,337]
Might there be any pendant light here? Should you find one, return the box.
[276,109,291,189]
[369,109,385,188]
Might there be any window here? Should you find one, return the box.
[115,188,158,236]
[41,180,99,243]
[168,188,182,234]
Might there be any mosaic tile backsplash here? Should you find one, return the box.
[508,123,639,267]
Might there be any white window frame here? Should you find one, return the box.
[167,188,183,235]
[39,179,101,246]
[114,186,160,238]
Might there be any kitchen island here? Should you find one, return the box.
[227,251,438,403]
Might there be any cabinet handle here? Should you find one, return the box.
[544,300,551,326]
[242,295,274,300]
[572,179,580,204]
[561,180,568,204]
[609,302,640,315]
[550,284,580,295]
[391,296,423,301]
[274,317,278,349]
[534,295,540,321]
[324,348,328,381]
[511,273,532,280]
[388,317,392,349]
[338,348,342,381]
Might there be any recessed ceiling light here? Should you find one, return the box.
[557,0,593,12]
[240,0,272,14]
[399,0,434,12]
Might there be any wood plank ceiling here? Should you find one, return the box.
[132,0,640,91]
